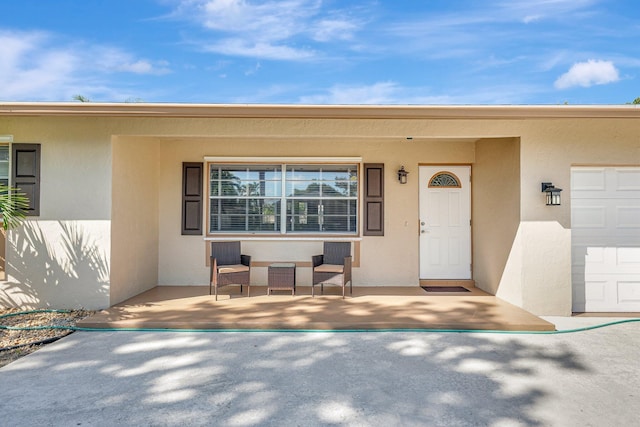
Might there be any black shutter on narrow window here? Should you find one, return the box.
[363,163,384,236]
[182,162,203,235]
[12,144,41,216]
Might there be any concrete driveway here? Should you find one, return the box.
[1,317,638,426]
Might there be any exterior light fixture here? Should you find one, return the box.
[542,182,562,206]
[398,166,409,184]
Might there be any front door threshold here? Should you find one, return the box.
[420,279,475,288]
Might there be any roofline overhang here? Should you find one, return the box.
[1,102,640,120]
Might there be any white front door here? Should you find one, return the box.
[419,166,471,279]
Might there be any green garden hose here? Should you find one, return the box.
[2,309,639,339]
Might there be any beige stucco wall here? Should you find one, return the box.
[110,136,160,305]
[472,138,521,297]
[0,117,112,309]
[1,111,640,314]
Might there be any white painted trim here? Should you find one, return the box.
[204,156,362,163]
[0,135,13,143]
[204,236,361,241]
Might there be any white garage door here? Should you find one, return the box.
[572,167,640,312]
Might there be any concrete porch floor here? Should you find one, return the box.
[78,285,556,331]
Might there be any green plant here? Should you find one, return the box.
[0,185,30,230]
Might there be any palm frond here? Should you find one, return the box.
[0,184,30,230]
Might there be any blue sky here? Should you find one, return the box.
[1,0,639,104]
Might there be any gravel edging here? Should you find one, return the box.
[0,309,94,368]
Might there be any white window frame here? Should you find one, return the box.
[205,157,362,236]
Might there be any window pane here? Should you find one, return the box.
[209,197,280,232]
[323,216,357,232]
[212,165,282,198]
[0,146,9,162]
[286,165,358,198]
[322,200,356,232]
[287,181,320,197]
[286,199,320,232]
[285,199,356,233]
[286,166,321,181]
[0,145,8,183]
[321,166,358,197]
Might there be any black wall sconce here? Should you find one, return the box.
[398,166,409,184]
[541,182,562,206]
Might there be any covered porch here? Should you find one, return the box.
[79,285,555,331]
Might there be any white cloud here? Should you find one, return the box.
[296,81,547,105]
[0,30,170,101]
[499,0,597,23]
[204,39,315,61]
[173,0,362,60]
[94,48,171,75]
[312,18,359,42]
[522,14,542,23]
[200,0,313,38]
[299,82,400,104]
[554,59,620,89]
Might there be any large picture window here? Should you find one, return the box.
[209,163,358,234]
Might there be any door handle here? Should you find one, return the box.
[420,220,427,235]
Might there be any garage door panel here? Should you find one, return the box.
[572,205,606,228]
[584,246,606,265]
[572,168,606,191]
[615,169,640,191]
[584,281,606,303]
[618,247,640,264]
[618,281,640,304]
[617,206,640,228]
[584,279,640,311]
[585,247,640,274]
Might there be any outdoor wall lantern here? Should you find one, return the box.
[541,182,562,206]
[398,166,409,184]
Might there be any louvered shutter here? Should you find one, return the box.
[11,144,41,216]
[363,163,384,236]
[182,162,203,235]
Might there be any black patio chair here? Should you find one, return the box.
[311,242,352,298]
[210,241,251,300]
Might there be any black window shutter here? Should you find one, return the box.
[182,162,203,235]
[363,163,384,236]
[11,144,41,216]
